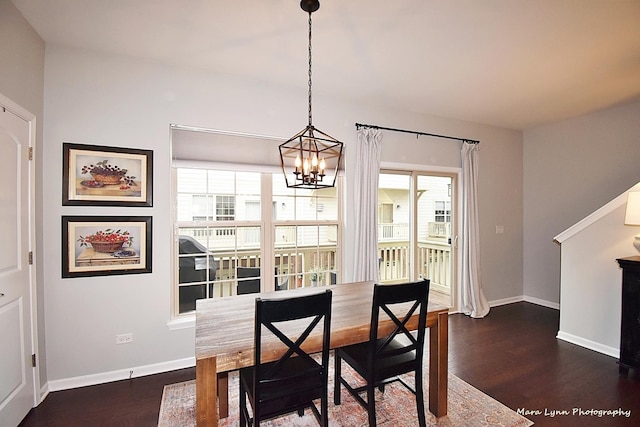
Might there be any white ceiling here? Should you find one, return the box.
[12,0,640,130]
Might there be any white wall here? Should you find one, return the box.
[41,44,523,385]
[555,186,640,356]
[523,100,640,305]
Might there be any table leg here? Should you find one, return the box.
[218,372,229,418]
[428,310,448,417]
[196,356,218,427]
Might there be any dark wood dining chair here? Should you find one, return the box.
[239,289,333,426]
[334,279,430,427]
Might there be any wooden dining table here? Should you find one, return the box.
[195,280,449,427]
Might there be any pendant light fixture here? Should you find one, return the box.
[279,0,343,189]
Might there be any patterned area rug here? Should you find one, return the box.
[159,358,533,427]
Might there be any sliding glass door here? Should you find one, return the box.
[378,171,455,307]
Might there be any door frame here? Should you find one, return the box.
[0,92,40,407]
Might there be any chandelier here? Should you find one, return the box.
[279,0,343,189]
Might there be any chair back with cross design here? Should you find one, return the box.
[334,279,430,427]
[240,289,332,427]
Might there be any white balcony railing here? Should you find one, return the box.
[378,240,451,292]
[379,223,409,241]
[428,222,451,238]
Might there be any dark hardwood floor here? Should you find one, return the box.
[18,302,640,427]
[448,303,640,427]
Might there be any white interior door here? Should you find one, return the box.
[0,102,35,426]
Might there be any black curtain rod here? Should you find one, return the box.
[355,122,480,144]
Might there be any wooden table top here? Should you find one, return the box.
[195,281,448,372]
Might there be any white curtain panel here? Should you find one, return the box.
[353,128,383,282]
[460,143,490,318]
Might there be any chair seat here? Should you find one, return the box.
[337,338,418,382]
[240,356,325,419]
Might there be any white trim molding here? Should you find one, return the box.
[523,295,560,310]
[489,296,525,307]
[557,331,619,359]
[47,357,195,392]
[488,295,559,310]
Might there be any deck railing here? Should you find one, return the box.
[182,245,338,298]
[378,240,451,291]
[179,225,451,302]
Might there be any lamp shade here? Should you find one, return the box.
[625,191,640,225]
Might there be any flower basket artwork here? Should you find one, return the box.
[63,216,152,278]
[81,159,136,189]
[63,143,153,207]
[77,229,133,253]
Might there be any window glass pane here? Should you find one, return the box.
[378,173,410,283]
[272,175,337,221]
[177,231,218,313]
[274,224,337,289]
[416,175,453,302]
[208,170,234,194]
[272,173,295,197]
[236,172,261,196]
[177,224,262,313]
[315,187,338,220]
[192,195,214,221]
[177,194,196,221]
[177,168,207,193]
[417,176,452,239]
[295,196,317,220]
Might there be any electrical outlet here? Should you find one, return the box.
[116,333,134,344]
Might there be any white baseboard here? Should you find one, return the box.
[487,295,559,310]
[523,295,560,310]
[488,296,525,307]
[46,357,195,392]
[556,331,619,358]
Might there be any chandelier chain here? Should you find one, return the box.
[308,11,313,127]
[279,0,343,189]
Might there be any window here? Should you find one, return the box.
[435,201,451,223]
[272,174,340,292]
[191,195,213,221]
[216,195,235,221]
[174,167,342,315]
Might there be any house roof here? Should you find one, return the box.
[12,0,640,130]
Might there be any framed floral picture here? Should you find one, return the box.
[62,143,153,206]
[62,216,152,278]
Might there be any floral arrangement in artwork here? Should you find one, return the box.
[77,229,133,253]
[80,159,136,189]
